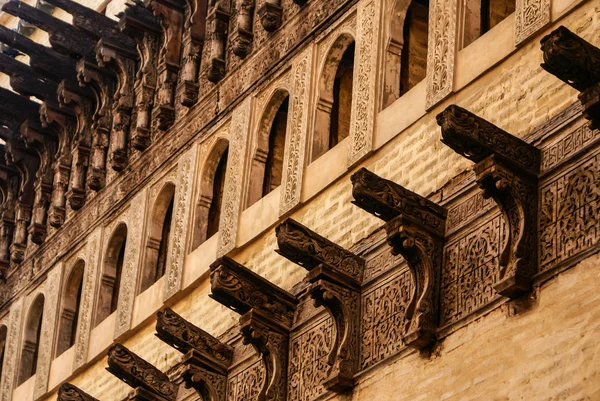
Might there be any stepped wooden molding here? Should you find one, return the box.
[351,168,447,349]
[210,256,297,401]
[107,343,178,401]
[541,26,600,130]
[276,218,364,392]
[437,105,541,298]
[58,383,100,401]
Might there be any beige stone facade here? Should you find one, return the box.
[0,0,598,400]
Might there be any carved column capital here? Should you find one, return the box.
[541,26,600,129]
[351,168,446,349]
[437,105,541,298]
[57,383,99,401]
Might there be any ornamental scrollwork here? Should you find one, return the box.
[57,383,99,401]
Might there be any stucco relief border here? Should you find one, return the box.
[0,297,24,401]
[515,0,551,45]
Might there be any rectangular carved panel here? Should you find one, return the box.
[227,360,265,401]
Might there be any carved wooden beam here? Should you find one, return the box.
[351,168,446,349]
[541,26,600,130]
[231,0,254,58]
[2,0,96,58]
[275,218,364,392]
[0,53,59,102]
[257,0,282,32]
[210,256,297,401]
[437,105,541,298]
[156,307,232,401]
[107,343,178,401]
[118,2,161,150]
[57,383,99,401]
[205,2,230,83]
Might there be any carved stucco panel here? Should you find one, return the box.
[73,229,102,370]
[349,0,382,166]
[515,0,550,45]
[280,45,315,215]
[425,0,458,109]
[34,263,63,399]
[218,97,254,256]
[0,298,24,401]
[164,146,198,300]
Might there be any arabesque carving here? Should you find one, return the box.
[276,218,364,392]
[437,105,541,298]
[351,168,446,349]
[515,0,550,45]
[210,256,297,401]
[58,383,99,401]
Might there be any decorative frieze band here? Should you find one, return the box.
[0,297,24,401]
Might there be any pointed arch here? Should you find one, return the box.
[246,89,290,208]
[0,324,7,384]
[95,223,127,327]
[192,138,229,249]
[55,260,85,357]
[140,183,176,293]
[312,33,356,162]
[18,294,44,385]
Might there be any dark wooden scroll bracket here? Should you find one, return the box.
[57,383,99,401]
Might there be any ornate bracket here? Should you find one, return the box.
[156,308,232,401]
[0,155,19,273]
[437,105,541,298]
[257,0,282,32]
[177,0,208,105]
[205,2,230,83]
[275,218,364,392]
[541,26,600,130]
[107,343,178,401]
[57,383,99,401]
[231,0,254,58]
[210,256,297,401]
[351,168,447,349]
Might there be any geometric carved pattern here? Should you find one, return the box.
[107,343,177,401]
[515,0,550,45]
[437,105,541,298]
[276,218,364,392]
[57,383,99,401]
[227,361,265,401]
[351,168,446,349]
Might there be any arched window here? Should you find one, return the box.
[460,0,515,48]
[192,139,230,249]
[312,35,356,161]
[140,184,175,293]
[18,294,44,385]
[55,260,84,356]
[95,224,127,327]
[246,91,290,208]
[0,324,7,383]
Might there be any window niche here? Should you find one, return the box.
[246,90,290,208]
[18,294,44,385]
[95,223,127,327]
[192,138,230,250]
[55,260,84,357]
[312,35,356,162]
[140,184,175,294]
[459,0,515,49]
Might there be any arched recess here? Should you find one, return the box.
[460,0,515,48]
[246,90,290,208]
[312,33,356,162]
[17,294,44,385]
[0,324,7,383]
[382,0,429,108]
[95,223,127,327]
[192,138,229,249]
[139,183,176,294]
[55,260,84,357]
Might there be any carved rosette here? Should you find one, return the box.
[437,105,541,298]
[209,256,297,401]
[541,27,600,130]
[351,168,446,349]
[58,383,99,401]
[107,343,177,401]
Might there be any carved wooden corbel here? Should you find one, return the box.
[0,154,19,274]
[118,2,161,150]
[107,343,178,401]
[231,0,254,58]
[437,105,541,298]
[148,0,184,130]
[205,2,230,83]
[257,0,282,32]
[275,218,364,392]
[156,307,232,401]
[541,26,600,130]
[57,383,99,401]
[177,0,208,105]
[210,256,297,401]
[351,168,447,349]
